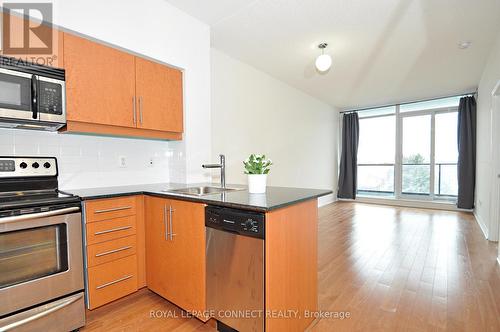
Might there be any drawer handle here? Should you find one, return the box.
[94,226,132,235]
[96,275,133,290]
[94,206,132,214]
[95,245,132,257]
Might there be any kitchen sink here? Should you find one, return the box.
[162,186,242,196]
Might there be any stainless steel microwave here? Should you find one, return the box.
[0,56,66,131]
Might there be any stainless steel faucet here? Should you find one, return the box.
[202,154,226,189]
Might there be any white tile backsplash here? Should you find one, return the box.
[0,128,186,190]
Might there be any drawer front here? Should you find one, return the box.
[87,235,137,267]
[85,196,137,222]
[87,255,138,309]
[86,215,136,245]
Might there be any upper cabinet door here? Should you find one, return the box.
[135,57,183,133]
[64,34,136,127]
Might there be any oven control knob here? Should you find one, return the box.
[245,220,254,229]
[20,162,28,169]
[32,162,39,169]
[43,162,51,169]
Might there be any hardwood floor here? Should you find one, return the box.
[82,288,214,331]
[311,202,500,331]
[81,201,500,332]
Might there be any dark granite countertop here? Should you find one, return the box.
[63,183,332,212]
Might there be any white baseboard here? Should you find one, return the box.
[354,196,468,212]
[473,211,489,240]
[318,193,336,207]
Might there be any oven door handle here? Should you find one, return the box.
[0,292,83,331]
[0,207,80,225]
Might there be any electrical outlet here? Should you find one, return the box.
[148,157,154,167]
[118,156,127,168]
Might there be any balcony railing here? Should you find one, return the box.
[357,164,394,196]
[357,163,457,197]
[434,163,458,197]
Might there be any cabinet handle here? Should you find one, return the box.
[96,275,133,289]
[132,96,137,125]
[169,206,176,240]
[164,204,169,241]
[94,225,131,235]
[94,206,132,214]
[95,245,132,257]
[139,96,143,124]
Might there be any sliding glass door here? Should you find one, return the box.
[398,107,458,200]
[356,96,461,201]
[400,114,431,196]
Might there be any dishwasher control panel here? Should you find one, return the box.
[205,206,265,239]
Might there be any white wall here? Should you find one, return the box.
[0,0,211,189]
[475,31,500,241]
[210,49,338,203]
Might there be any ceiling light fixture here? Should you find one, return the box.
[458,41,472,49]
[315,43,332,72]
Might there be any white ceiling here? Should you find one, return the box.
[166,0,500,109]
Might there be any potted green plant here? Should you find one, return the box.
[243,154,272,193]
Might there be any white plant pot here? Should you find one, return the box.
[247,174,267,193]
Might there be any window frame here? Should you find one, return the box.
[355,103,458,201]
[397,105,458,201]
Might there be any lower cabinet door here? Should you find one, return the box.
[145,197,174,299]
[167,199,206,315]
[145,197,206,317]
[87,255,138,309]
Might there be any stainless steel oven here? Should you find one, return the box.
[0,56,66,131]
[0,206,85,331]
[0,156,84,332]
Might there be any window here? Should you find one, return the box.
[354,96,464,201]
[399,96,462,113]
[434,112,458,197]
[357,107,395,196]
[402,114,431,195]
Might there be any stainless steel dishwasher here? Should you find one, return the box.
[206,206,265,332]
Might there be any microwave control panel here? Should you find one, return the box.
[38,81,63,115]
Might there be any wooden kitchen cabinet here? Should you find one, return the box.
[87,255,138,309]
[86,215,137,245]
[85,195,137,222]
[135,57,183,133]
[64,34,136,128]
[84,195,146,310]
[62,33,183,140]
[87,235,137,267]
[145,196,206,317]
[265,199,318,331]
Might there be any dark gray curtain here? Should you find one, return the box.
[457,96,476,209]
[338,112,359,199]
